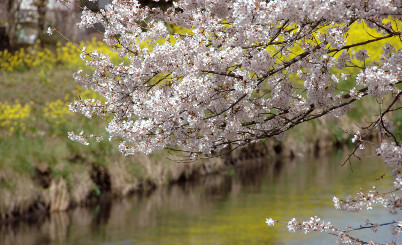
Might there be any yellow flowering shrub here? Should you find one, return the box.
[0,39,123,73]
[43,99,73,125]
[0,101,32,135]
[0,42,56,72]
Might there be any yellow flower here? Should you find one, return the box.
[43,99,72,125]
[0,101,31,135]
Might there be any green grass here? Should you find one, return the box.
[0,66,115,175]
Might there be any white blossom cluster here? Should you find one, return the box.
[351,131,361,143]
[287,216,333,234]
[274,216,368,244]
[68,131,89,145]
[265,218,275,226]
[336,233,364,245]
[394,174,402,190]
[68,131,103,145]
[333,194,373,212]
[69,0,401,158]
[268,215,400,244]
[332,186,401,215]
[47,27,53,35]
[268,173,401,242]
[376,143,402,171]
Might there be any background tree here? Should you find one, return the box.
[5,0,23,50]
[33,0,49,46]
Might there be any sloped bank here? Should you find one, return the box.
[0,152,226,222]
[0,119,351,223]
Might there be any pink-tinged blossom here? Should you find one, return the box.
[337,233,362,245]
[340,73,349,81]
[376,143,402,171]
[47,27,53,35]
[67,131,103,145]
[301,216,332,234]
[391,221,402,235]
[349,88,364,100]
[274,216,398,244]
[287,218,300,233]
[355,49,370,61]
[351,131,360,143]
[333,184,401,214]
[394,174,402,190]
[356,65,399,98]
[382,43,395,57]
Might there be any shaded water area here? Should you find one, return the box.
[0,150,399,245]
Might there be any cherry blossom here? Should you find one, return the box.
[69,0,400,158]
[265,218,275,226]
[47,27,53,35]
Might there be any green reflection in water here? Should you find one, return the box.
[0,151,398,245]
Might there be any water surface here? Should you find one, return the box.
[0,151,399,245]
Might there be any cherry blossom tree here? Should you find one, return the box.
[64,0,401,243]
[69,0,400,156]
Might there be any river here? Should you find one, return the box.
[0,150,399,245]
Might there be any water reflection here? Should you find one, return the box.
[0,151,398,245]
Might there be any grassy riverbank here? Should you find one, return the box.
[1,39,401,221]
[0,40,226,219]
